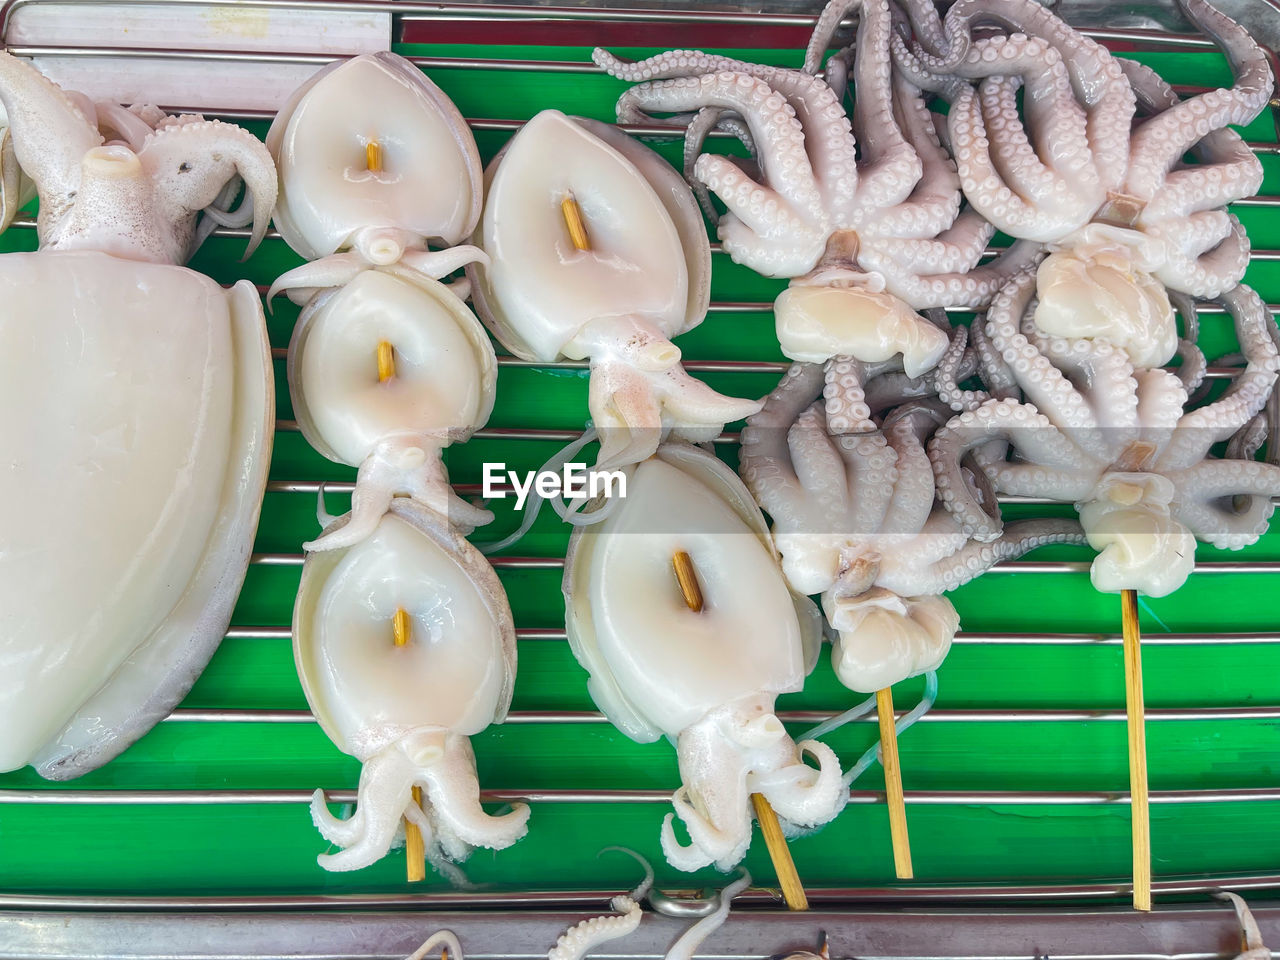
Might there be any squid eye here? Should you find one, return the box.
[178,162,191,173]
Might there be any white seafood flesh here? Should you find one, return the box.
[269,53,493,550]
[470,110,761,470]
[564,443,842,871]
[0,52,276,778]
[287,264,496,549]
[296,500,528,871]
[267,51,481,260]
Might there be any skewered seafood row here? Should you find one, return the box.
[594,0,1038,374]
[269,53,527,872]
[889,0,1280,598]
[894,0,1269,369]
[564,443,845,871]
[742,357,1088,692]
[468,109,762,471]
[0,52,277,779]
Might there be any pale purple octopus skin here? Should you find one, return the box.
[892,0,1271,300]
[927,269,1280,596]
[740,358,1087,600]
[592,0,1038,311]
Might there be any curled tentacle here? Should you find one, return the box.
[929,398,1085,541]
[1161,285,1280,471]
[1123,0,1273,198]
[663,870,751,960]
[305,439,492,552]
[1168,456,1280,550]
[420,733,530,856]
[547,849,654,960]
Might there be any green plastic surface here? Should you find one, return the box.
[0,41,1277,899]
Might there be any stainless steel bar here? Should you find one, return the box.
[0,0,1236,47]
[250,553,1280,576]
[158,705,1280,724]
[0,883,1279,911]
[224,623,1280,646]
[2,786,1278,805]
[3,903,1280,960]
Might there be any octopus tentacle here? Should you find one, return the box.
[1161,284,1280,470]
[971,317,1020,400]
[947,84,1090,241]
[1168,457,1280,549]
[789,404,853,521]
[1149,213,1251,299]
[870,70,961,240]
[930,398,1085,540]
[879,405,942,536]
[1123,0,1273,196]
[865,210,993,275]
[935,326,988,412]
[907,516,1089,594]
[741,363,828,531]
[847,0,922,217]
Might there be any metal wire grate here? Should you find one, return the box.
[1,1,1280,947]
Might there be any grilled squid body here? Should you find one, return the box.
[295,501,528,872]
[268,52,495,549]
[564,443,843,872]
[469,109,762,470]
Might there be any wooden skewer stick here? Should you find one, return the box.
[1121,588,1151,911]
[561,194,591,251]
[875,687,913,879]
[671,550,809,911]
[392,607,411,647]
[392,608,426,883]
[377,340,395,383]
[366,139,382,174]
[405,785,426,884]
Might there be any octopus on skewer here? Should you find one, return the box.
[594,0,1037,374]
[893,0,1271,369]
[741,358,1087,691]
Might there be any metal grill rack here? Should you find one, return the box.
[2,1,1280,956]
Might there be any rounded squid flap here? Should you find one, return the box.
[563,451,807,741]
[775,283,950,376]
[469,109,690,362]
[268,52,482,259]
[825,587,957,693]
[288,267,496,466]
[294,501,516,761]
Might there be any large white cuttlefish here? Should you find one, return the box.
[0,53,276,779]
[564,442,845,871]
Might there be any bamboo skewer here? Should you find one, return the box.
[1121,589,1151,911]
[875,687,913,879]
[561,194,591,251]
[377,340,396,383]
[671,550,808,911]
[392,608,426,883]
